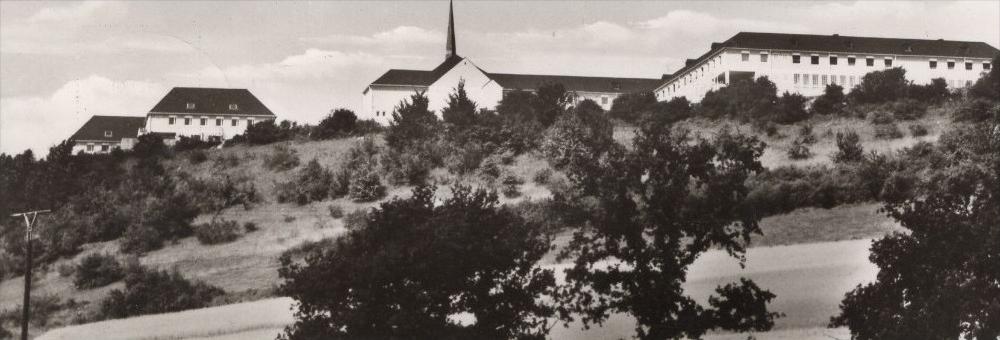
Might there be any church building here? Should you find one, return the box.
[361,1,661,124]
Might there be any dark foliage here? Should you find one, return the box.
[953,98,998,122]
[99,266,224,320]
[873,123,904,140]
[385,92,442,151]
[849,68,910,104]
[832,130,864,163]
[609,91,657,122]
[441,80,478,127]
[229,119,286,145]
[908,124,928,137]
[699,76,778,121]
[193,218,242,245]
[650,96,694,123]
[275,159,334,205]
[968,55,999,101]
[348,172,386,202]
[812,84,847,115]
[0,294,66,328]
[262,144,300,171]
[786,140,813,160]
[906,77,950,104]
[312,109,358,140]
[772,91,810,124]
[541,99,615,173]
[532,83,573,127]
[74,253,124,289]
[278,186,556,340]
[174,135,220,152]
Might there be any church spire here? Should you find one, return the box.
[445,0,457,58]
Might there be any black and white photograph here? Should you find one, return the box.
[1,1,998,339]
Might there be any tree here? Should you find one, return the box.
[969,54,1000,101]
[497,90,546,153]
[531,83,572,127]
[541,99,614,173]
[609,91,658,122]
[554,116,779,339]
[650,96,693,123]
[812,84,847,115]
[278,185,557,340]
[848,67,909,104]
[312,109,357,140]
[906,77,949,104]
[832,130,864,163]
[772,91,809,124]
[385,91,441,150]
[830,116,1000,339]
[699,76,778,121]
[441,80,478,127]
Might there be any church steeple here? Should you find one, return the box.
[445,0,457,58]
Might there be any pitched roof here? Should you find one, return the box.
[69,116,146,142]
[369,55,464,87]
[149,87,276,116]
[488,73,662,93]
[658,32,1000,90]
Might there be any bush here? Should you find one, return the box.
[906,78,949,104]
[385,92,442,151]
[193,219,242,245]
[787,141,813,160]
[772,91,810,124]
[833,130,864,163]
[187,149,208,164]
[649,96,694,123]
[354,119,383,135]
[908,124,929,137]
[887,99,927,120]
[74,253,124,289]
[500,173,524,198]
[120,224,164,254]
[797,124,818,144]
[699,76,778,121]
[244,222,259,233]
[953,98,997,122]
[0,294,65,328]
[848,68,909,104]
[229,120,286,145]
[867,110,895,125]
[213,153,240,169]
[348,172,386,202]
[275,159,334,205]
[380,147,432,185]
[263,144,300,171]
[540,100,615,172]
[812,84,847,115]
[343,209,369,231]
[324,205,344,219]
[609,91,658,122]
[873,123,904,140]
[174,136,220,152]
[533,168,553,185]
[99,266,224,320]
[313,109,358,140]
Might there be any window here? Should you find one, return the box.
[794,74,800,84]
[232,119,238,126]
[840,75,846,85]
[101,145,109,151]
[216,118,222,126]
[168,117,175,125]
[947,61,955,69]
[86,144,94,151]
[186,102,195,110]
[184,117,191,125]
[866,58,875,67]
[884,59,892,67]
[812,74,819,86]
[741,52,749,62]
[822,75,828,85]
[930,60,938,69]
[792,55,801,64]
[200,118,207,126]
[811,55,820,65]
[985,63,992,70]
[246,119,252,126]
[601,96,609,105]
[104,130,113,138]
[965,62,973,70]
[830,56,838,65]
[848,57,856,66]
[760,53,768,62]
[229,104,238,110]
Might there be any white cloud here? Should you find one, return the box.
[27,1,111,23]
[304,26,442,48]
[0,76,166,156]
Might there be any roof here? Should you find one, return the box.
[149,87,276,116]
[69,116,146,142]
[369,55,464,87]
[658,32,1000,90]
[488,73,661,93]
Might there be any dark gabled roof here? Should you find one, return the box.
[658,32,1000,90]
[69,116,146,142]
[369,55,464,87]
[488,73,662,93]
[149,87,275,116]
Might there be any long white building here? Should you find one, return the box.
[655,32,999,102]
[143,87,277,142]
[361,1,660,125]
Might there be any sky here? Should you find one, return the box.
[1,1,998,157]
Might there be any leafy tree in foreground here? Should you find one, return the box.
[554,115,780,339]
[441,80,478,128]
[312,108,357,140]
[830,115,1000,339]
[385,91,441,151]
[278,185,557,340]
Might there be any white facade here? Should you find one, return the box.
[144,113,273,141]
[656,48,994,103]
[71,138,137,155]
[426,59,505,114]
[361,85,428,125]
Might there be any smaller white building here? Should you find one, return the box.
[655,32,999,102]
[143,87,277,142]
[69,115,147,154]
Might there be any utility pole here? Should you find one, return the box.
[11,210,49,340]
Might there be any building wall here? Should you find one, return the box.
[145,113,273,140]
[72,140,121,154]
[656,48,994,102]
[425,59,504,115]
[361,85,427,125]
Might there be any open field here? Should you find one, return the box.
[39,238,876,340]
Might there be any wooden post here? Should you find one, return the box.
[12,210,49,340]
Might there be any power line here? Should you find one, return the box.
[11,209,50,340]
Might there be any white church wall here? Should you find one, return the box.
[362,85,427,125]
[426,59,504,115]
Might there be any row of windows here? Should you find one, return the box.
[167,116,252,126]
[741,51,991,71]
[85,144,111,152]
[794,73,858,88]
[185,103,240,111]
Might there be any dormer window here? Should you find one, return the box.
[229,104,239,110]
[104,130,113,138]
[186,102,195,110]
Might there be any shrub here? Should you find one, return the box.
[953,98,997,122]
[380,147,432,185]
[275,159,334,205]
[500,173,525,198]
[540,100,615,172]
[0,294,65,328]
[772,91,810,124]
[699,76,778,121]
[174,136,220,152]
[74,253,124,289]
[263,144,300,171]
[193,219,242,245]
[649,96,694,123]
[533,168,553,185]
[344,209,369,231]
[833,130,864,163]
[868,110,895,124]
[906,78,949,104]
[283,215,297,223]
[313,109,358,140]
[609,91,658,122]
[328,205,344,219]
[887,99,927,120]
[873,123,904,140]
[441,80,479,127]
[797,124,818,144]
[848,68,909,104]
[57,263,75,277]
[787,141,813,160]
[120,224,163,254]
[230,120,286,145]
[244,222,259,233]
[99,266,224,320]
[385,92,442,151]
[812,84,847,115]
[212,153,240,169]
[348,172,386,202]
[187,149,208,164]
[908,124,929,137]
[353,119,383,135]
